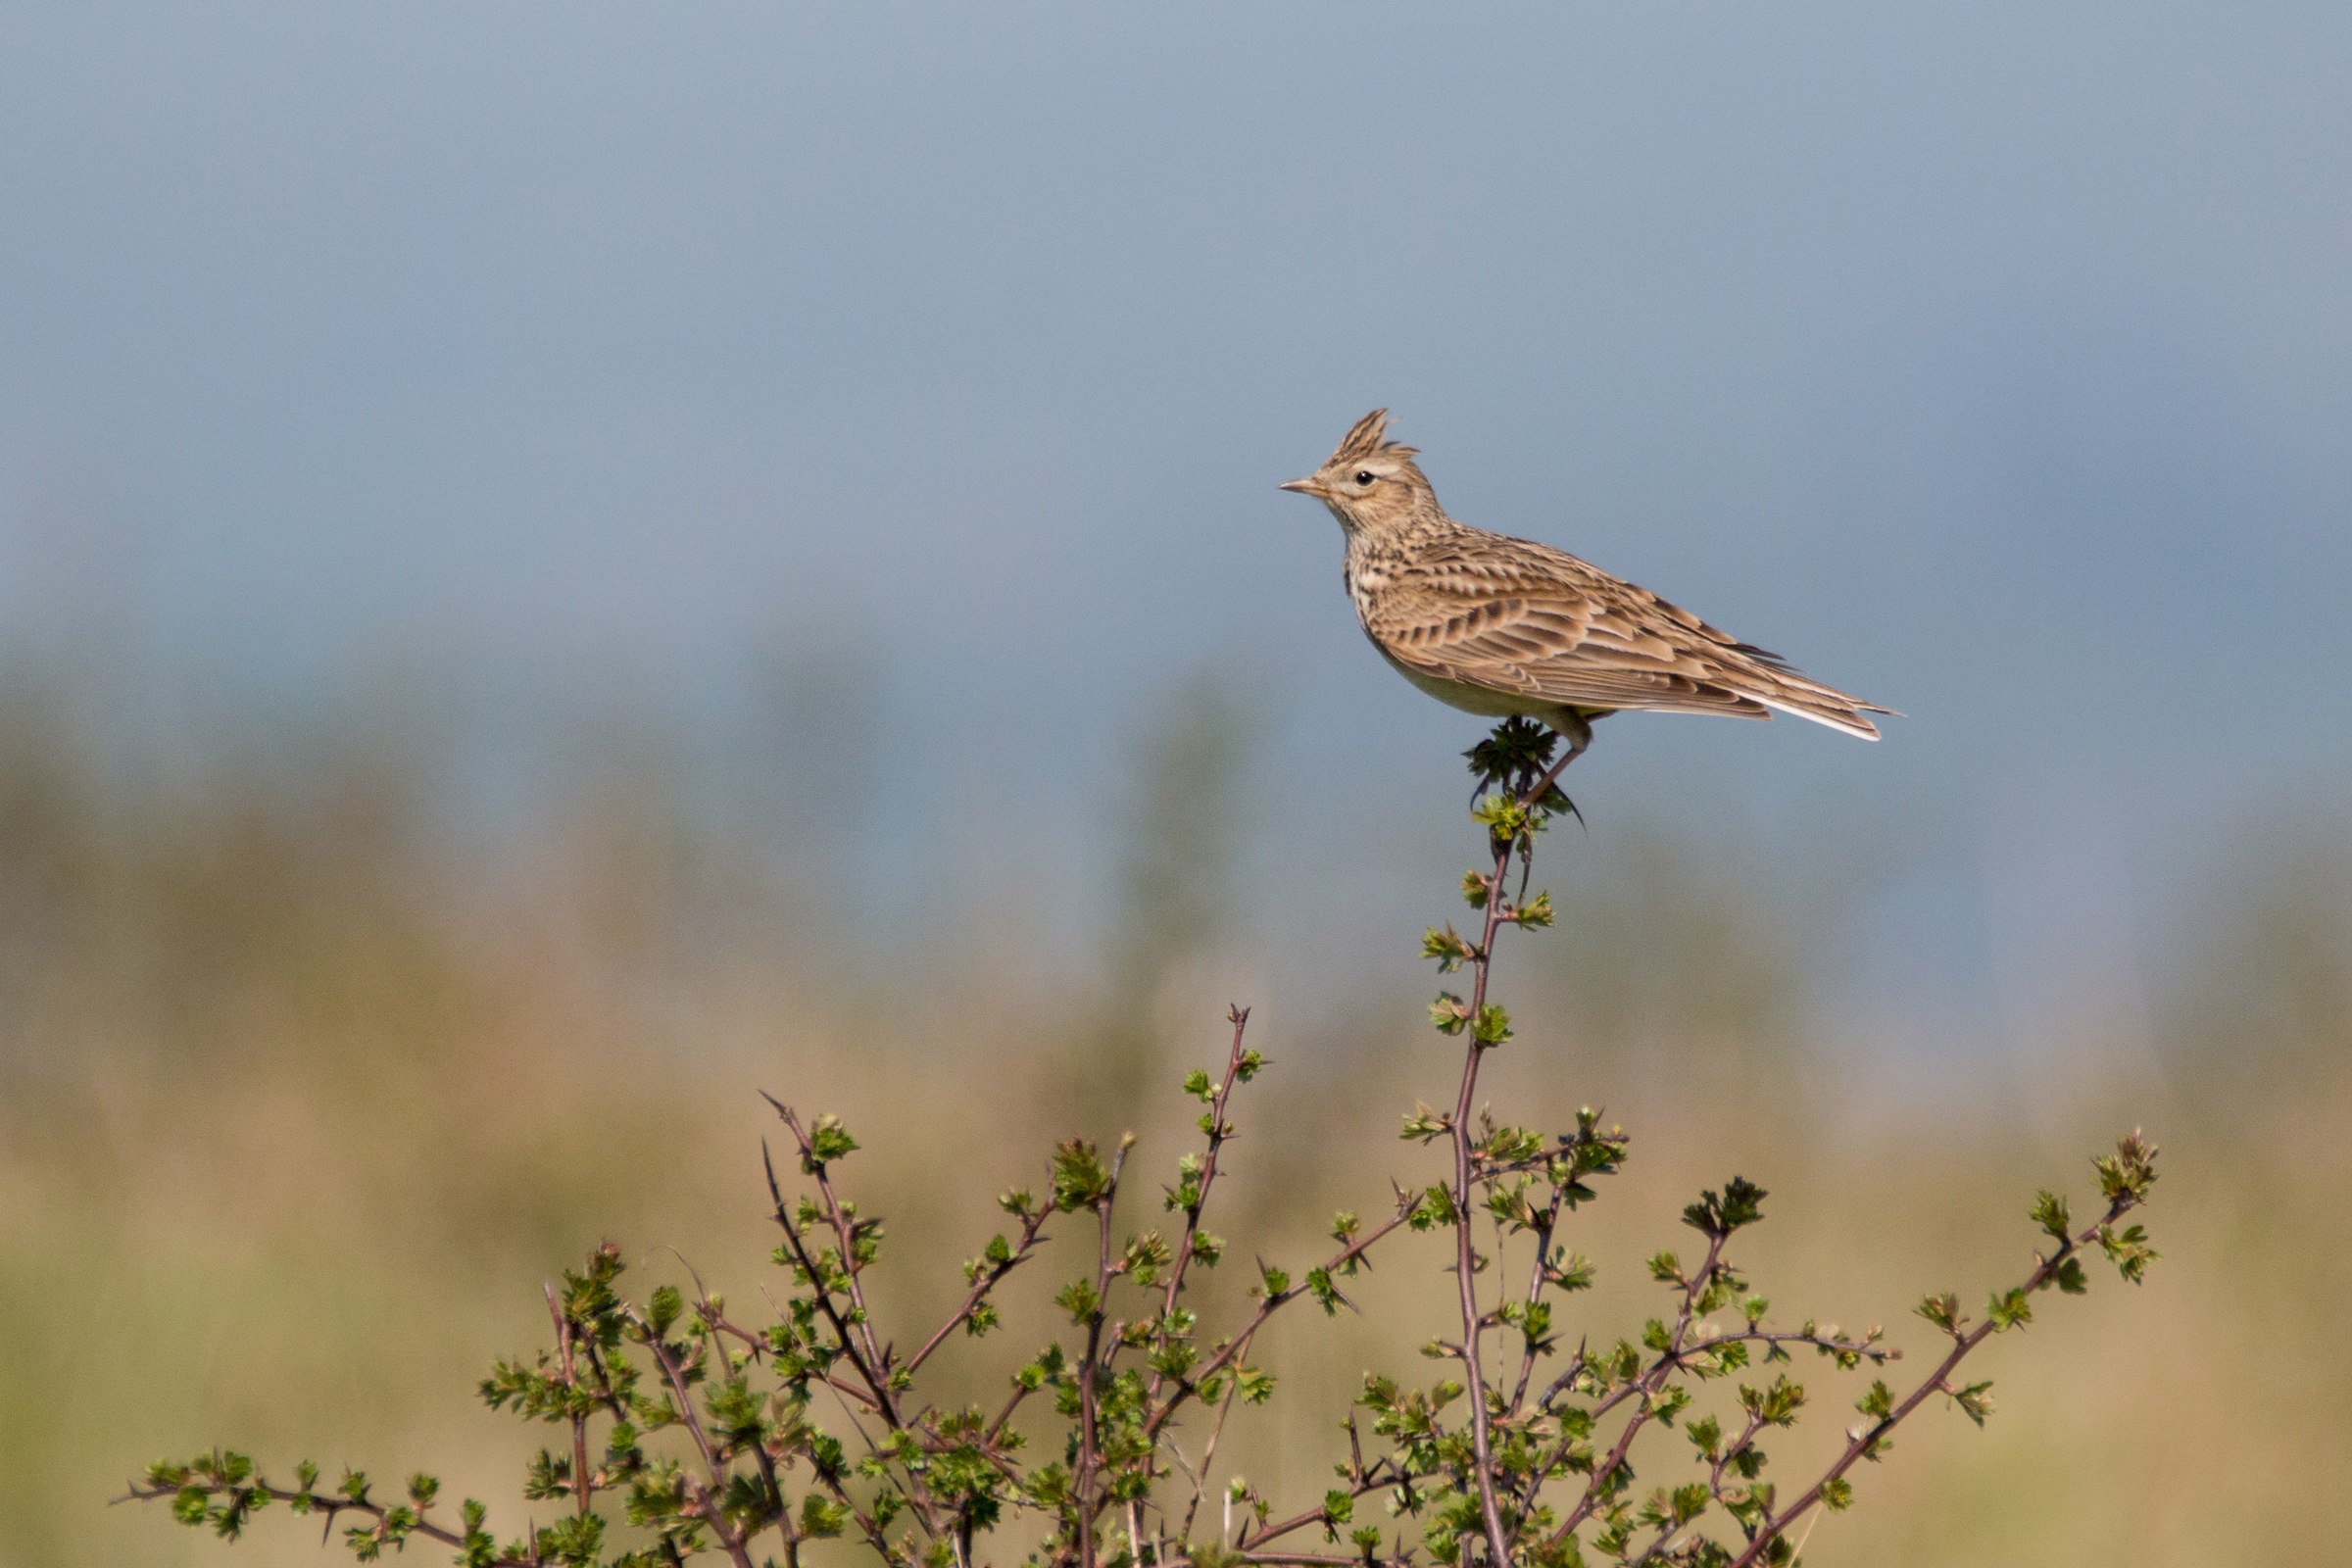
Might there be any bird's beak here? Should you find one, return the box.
[1279,475,1329,498]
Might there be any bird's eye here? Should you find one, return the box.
[1354,469,1376,486]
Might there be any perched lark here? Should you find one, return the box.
[1281,410,1892,766]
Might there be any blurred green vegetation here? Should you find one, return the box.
[2,663,2348,1567]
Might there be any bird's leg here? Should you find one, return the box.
[1519,710,1592,812]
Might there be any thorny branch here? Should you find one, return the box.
[1072,1135,1133,1568]
[1141,1197,1417,1446]
[1147,1006,1254,1411]
[631,1310,763,1568]
[1550,1232,1732,1546]
[1722,1165,2156,1568]
[907,1201,1054,1380]
[1448,805,1532,1567]
[120,1471,528,1564]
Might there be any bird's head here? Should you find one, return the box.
[1280,409,1439,533]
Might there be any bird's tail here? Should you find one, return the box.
[1731,651,1897,739]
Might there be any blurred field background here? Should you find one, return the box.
[6,5,2352,1566]
[2,660,2347,1567]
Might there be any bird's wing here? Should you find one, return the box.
[1365,530,1888,734]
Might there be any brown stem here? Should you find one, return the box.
[1449,831,1516,1568]
[1434,751,1583,1567]
[986,1376,1039,1446]
[1074,1138,1133,1568]
[1146,1006,1253,1411]
[1238,1455,1427,1552]
[762,1138,902,1422]
[768,1102,898,1395]
[546,1285,593,1521]
[632,1312,760,1568]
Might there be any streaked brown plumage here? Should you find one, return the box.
[1281,410,1893,764]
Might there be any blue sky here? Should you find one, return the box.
[3,4,2348,1055]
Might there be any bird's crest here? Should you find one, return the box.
[1332,408,1417,466]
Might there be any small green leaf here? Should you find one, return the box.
[1051,1139,1112,1210]
[1985,1287,2034,1333]
[807,1113,858,1163]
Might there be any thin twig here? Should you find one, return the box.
[767,1102,899,1396]
[1146,1005,1253,1410]
[1239,1454,1427,1552]
[1074,1137,1134,1568]
[761,1129,951,1543]
[1506,1189,1569,1413]
[1143,1197,1415,1444]
[116,1477,531,1565]
[546,1285,593,1521]
[684,1305,797,1556]
[1176,1322,1253,1543]
[762,1138,902,1421]
[1538,1324,1886,1417]
[1551,1233,1727,1545]
[906,1200,1055,1378]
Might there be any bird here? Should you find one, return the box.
[1280,409,1892,771]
